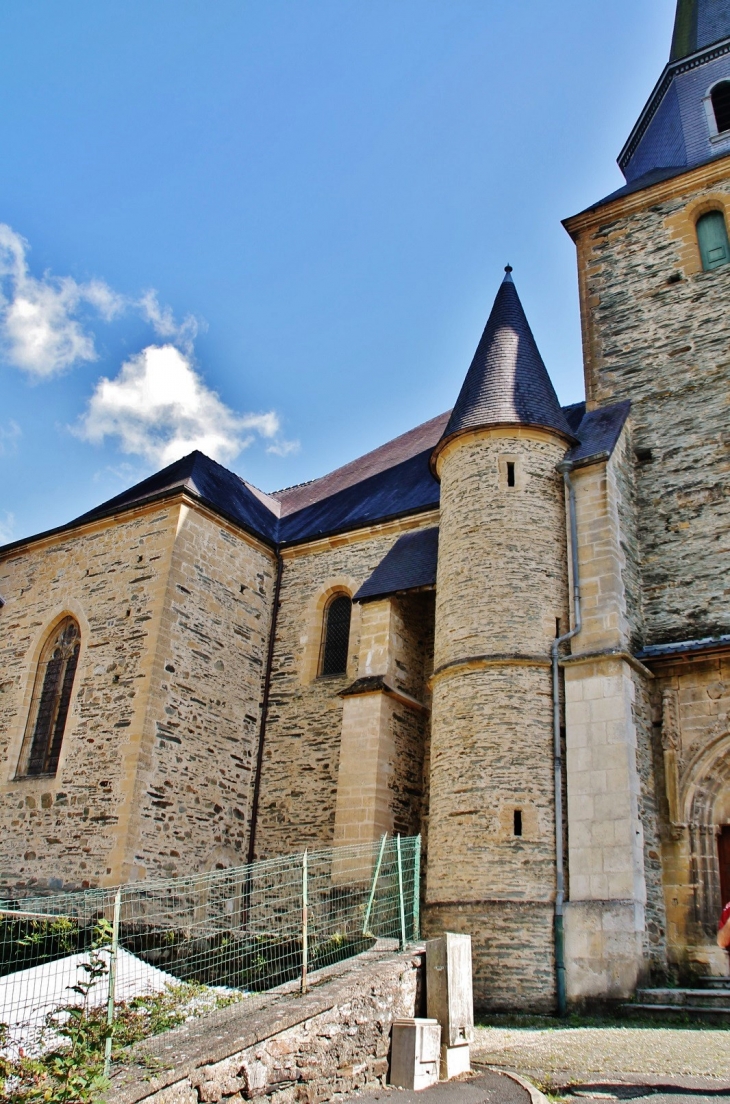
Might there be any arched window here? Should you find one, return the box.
[696,210,730,271]
[17,617,80,778]
[319,595,351,676]
[711,81,730,135]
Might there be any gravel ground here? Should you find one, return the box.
[473,1024,729,1078]
[473,1024,730,1102]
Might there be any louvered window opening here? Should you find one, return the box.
[320,596,351,676]
[712,81,730,134]
[19,617,80,778]
[697,210,730,271]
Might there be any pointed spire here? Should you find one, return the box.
[434,269,573,461]
[670,0,730,61]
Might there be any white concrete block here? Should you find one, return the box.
[390,1019,441,1091]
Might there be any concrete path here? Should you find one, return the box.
[472,1025,730,1104]
[336,1069,532,1104]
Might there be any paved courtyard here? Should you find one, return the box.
[473,1022,730,1104]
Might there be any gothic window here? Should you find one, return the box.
[696,210,730,271]
[319,595,351,676]
[17,617,80,778]
[711,81,730,135]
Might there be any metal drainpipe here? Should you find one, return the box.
[552,459,582,1017]
[247,551,283,866]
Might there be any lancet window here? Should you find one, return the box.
[17,616,80,778]
[319,595,351,677]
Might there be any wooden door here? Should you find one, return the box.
[719,826,730,907]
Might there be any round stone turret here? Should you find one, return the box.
[425,271,574,1012]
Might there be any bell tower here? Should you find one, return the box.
[562,0,730,984]
[425,270,574,1011]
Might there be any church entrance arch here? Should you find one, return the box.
[685,735,730,935]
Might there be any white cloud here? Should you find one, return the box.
[0,224,125,378]
[0,511,15,544]
[0,223,297,471]
[0,420,21,456]
[138,289,199,350]
[77,344,284,467]
[266,437,300,457]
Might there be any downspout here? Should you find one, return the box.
[247,551,283,865]
[552,459,582,1016]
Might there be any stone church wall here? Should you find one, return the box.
[122,503,276,882]
[0,503,179,895]
[251,515,437,861]
[0,497,277,894]
[568,165,730,646]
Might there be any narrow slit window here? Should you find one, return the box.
[320,595,351,676]
[513,809,523,837]
[697,210,730,271]
[506,461,516,487]
[711,81,730,134]
[18,617,80,778]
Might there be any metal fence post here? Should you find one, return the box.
[396,834,406,950]
[301,849,308,994]
[104,888,122,1079]
[412,834,421,942]
[362,833,387,936]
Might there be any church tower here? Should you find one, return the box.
[425,270,574,1011]
[563,0,730,983]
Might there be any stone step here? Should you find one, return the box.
[622,1002,730,1024]
[701,977,730,990]
[635,987,730,1008]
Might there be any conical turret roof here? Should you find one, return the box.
[434,269,573,465]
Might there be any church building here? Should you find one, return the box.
[2,0,730,1010]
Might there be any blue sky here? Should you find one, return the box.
[0,0,675,544]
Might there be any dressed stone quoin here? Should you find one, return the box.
[2,0,730,1009]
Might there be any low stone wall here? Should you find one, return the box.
[106,943,424,1104]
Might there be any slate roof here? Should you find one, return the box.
[580,0,730,195]
[435,271,574,461]
[272,411,449,516]
[277,448,439,545]
[671,0,730,61]
[354,528,439,603]
[1,393,635,558]
[71,451,280,544]
[566,401,631,467]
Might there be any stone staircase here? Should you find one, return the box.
[623,979,730,1023]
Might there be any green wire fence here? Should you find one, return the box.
[0,834,421,1073]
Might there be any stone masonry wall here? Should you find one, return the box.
[631,667,667,977]
[428,429,569,1010]
[0,505,178,894]
[571,170,730,645]
[123,504,276,882]
[252,516,438,860]
[0,497,276,894]
[107,946,424,1104]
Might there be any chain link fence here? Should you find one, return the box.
[0,834,420,1075]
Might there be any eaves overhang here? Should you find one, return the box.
[636,634,730,664]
